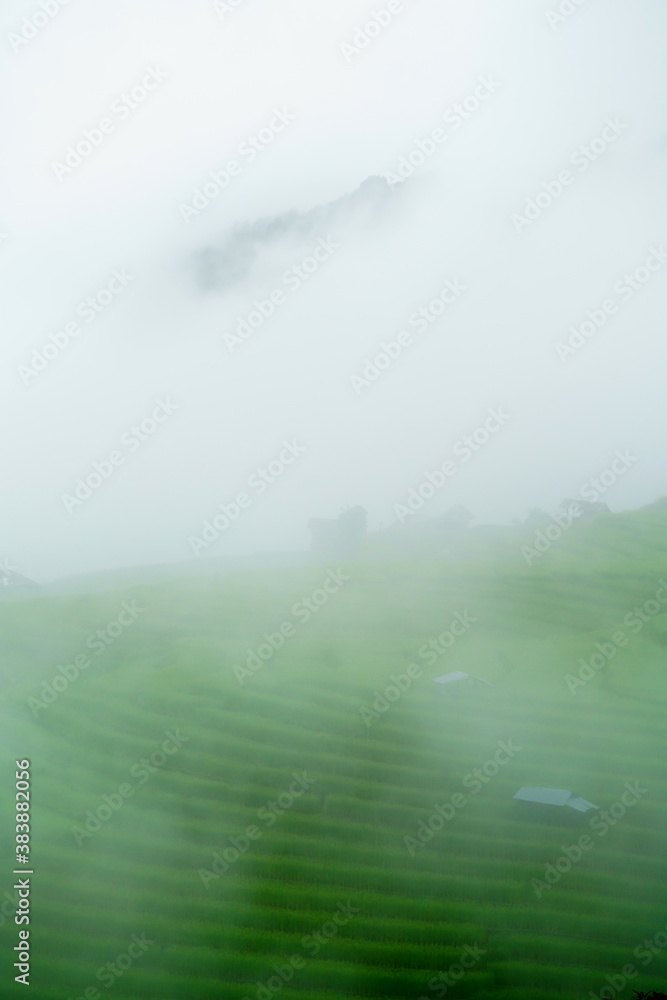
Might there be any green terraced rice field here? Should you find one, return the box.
[1,516,667,998]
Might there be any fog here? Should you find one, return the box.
[2,0,666,582]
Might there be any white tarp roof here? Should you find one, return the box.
[513,787,598,812]
[433,672,494,686]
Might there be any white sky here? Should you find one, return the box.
[1,0,666,580]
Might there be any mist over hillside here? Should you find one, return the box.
[2,505,667,997]
[2,0,667,583]
[195,175,393,290]
[2,2,667,998]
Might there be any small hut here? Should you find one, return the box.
[433,672,494,698]
[513,787,598,823]
[0,564,38,594]
[559,498,610,521]
[308,506,367,558]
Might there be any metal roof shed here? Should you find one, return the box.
[433,672,494,698]
[513,787,598,813]
[433,672,494,687]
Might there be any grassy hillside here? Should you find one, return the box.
[1,511,666,999]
